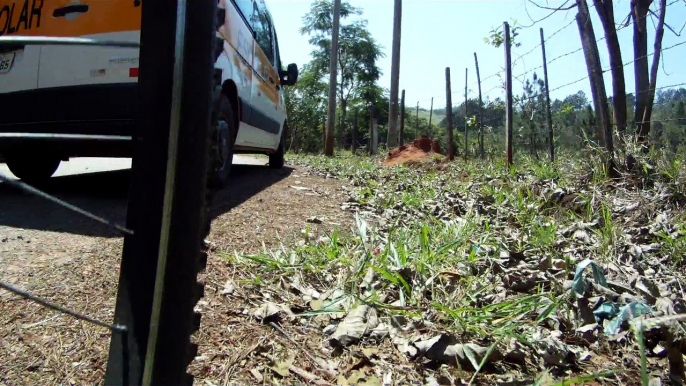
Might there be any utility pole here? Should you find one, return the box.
[464,67,468,161]
[445,67,454,159]
[387,0,402,148]
[540,28,555,162]
[399,90,405,146]
[324,0,342,156]
[504,22,513,168]
[474,53,484,158]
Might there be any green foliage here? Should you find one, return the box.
[284,64,328,152]
[296,0,385,149]
[484,20,522,48]
[275,150,685,383]
[287,3,686,157]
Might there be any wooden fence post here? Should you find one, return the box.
[352,110,358,154]
[368,105,375,156]
[464,67,468,160]
[428,97,434,134]
[540,28,555,162]
[504,22,513,168]
[474,52,484,158]
[415,102,419,135]
[399,90,405,146]
[446,67,454,159]
[372,115,379,155]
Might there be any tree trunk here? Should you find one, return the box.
[641,0,666,136]
[632,0,653,140]
[288,124,298,153]
[576,0,613,156]
[594,0,627,135]
[324,0,341,157]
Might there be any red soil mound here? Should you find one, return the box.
[383,135,442,166]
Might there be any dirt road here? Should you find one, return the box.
[0,155,267,179]
[0,156,350,384]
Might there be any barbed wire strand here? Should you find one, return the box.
[478,1,606,87]
[606,40,686,72]
[510,39,686,103]
[516,79,686,106]
[519,0,589,29]
[415,2,681,107]
[513,18,577,67]
[0,173,133,235]
[0,280,127,333]
[512,0,681,82]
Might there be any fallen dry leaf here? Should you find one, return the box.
[330,304,379,347]
[413,334,503,370]
[290,364,331,386]
[250,368,264,383]
[268,354,295,377]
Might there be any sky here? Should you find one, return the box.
[267,0,686,109]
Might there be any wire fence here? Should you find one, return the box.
[0,35,137,380]
[415,0,684,107]
[398,0,686,161]
[0,3,216,381]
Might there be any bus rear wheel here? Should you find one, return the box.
[6,152,61,184]
[208,95,235,188]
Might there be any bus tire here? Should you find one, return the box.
[208,95,235,188]
[6,153,61,184]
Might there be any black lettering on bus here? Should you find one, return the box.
[7,2,16,34]
[30,0,43,28]
[0,6,9,36]
[17,0,29,31]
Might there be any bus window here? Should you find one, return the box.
[254,6,274,64]
[234,0,257,29]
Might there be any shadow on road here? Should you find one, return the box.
[0,164,293,238]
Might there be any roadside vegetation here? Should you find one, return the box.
[212,148,686,385]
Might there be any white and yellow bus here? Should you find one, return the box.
[0,0,297,185]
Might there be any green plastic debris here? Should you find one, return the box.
[572,259,608,298]
[593,301,620,322]
[604,302,653,336]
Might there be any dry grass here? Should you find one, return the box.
[0,164,350,385]
[2,150,685,385]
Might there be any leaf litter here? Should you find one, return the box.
[192,153,686,385]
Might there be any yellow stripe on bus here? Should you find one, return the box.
[0,0,141,37]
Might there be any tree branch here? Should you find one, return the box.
[521,0,577,28]
[642,0,667,125]
[616,11,632,28]
[527,0,576,11]
[648,8,680,35]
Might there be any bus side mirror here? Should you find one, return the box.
[280,63,298,86]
